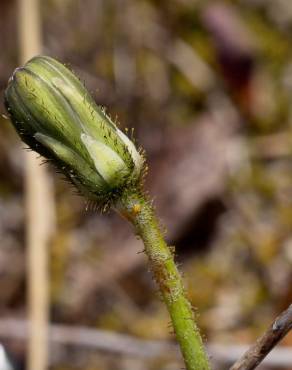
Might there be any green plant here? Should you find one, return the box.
[5,56,210,370]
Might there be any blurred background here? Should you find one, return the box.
[0,0,292,369]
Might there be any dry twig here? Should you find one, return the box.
[18,1,55,370]
[230,304,292,370]
[0,318,291,367]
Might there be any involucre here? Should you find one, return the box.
[5,56,144,205]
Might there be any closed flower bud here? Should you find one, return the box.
[5,56,144,204]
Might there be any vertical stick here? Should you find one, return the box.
[18,1,54,370]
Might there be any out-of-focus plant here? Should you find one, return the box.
[4,56,210,370]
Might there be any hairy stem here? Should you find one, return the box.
[117,191,210,370]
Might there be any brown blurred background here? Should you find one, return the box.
[0,0,292,369]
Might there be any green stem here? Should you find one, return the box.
[117,190,210,370]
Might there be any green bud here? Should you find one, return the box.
[4,56,144,204]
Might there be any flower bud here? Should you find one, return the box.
[5,56,143,204]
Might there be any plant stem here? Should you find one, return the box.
[117,191,210,370]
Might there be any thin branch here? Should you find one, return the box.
[0,318,292,367]
[0,318,176,359]
[230,304,292,370]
